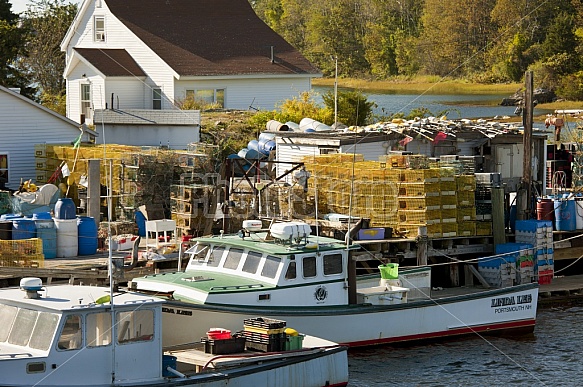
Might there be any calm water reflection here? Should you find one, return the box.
[312,86,553,120]
[347,303,583,386]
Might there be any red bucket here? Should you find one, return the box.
[207,328,231,340]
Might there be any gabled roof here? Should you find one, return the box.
[94,109,200,125]
[105,0,320,77]
[0,85,98,138]
[74,48,146,77]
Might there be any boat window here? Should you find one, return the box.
[8,308,38,347]
[323,254,343,275]
[57,315,82,350]
[224,248,244,270]
[242,251,262,274]
[116,310,154,344]
[207,246,225,267]
[303,256,317,278]
[87,312,112,347]
[0,304,17,342]
[29,312,59,351]
[188,244,209,265]
[284,261,297,280]
[261,255,281,279]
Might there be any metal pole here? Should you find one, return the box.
[334,57,338,126]
[523,71,534,218]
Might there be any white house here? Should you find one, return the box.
[61,0,321,125]
[0,86,97,191]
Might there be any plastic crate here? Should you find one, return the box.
[244,317,286,333]
[201,337,246,355]
[285,334,305,351]
[243,332,286,352]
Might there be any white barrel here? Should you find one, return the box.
[299,117,331,132]
[258,131,276,141]
[285,121,300,131]
[54,218,78,257]
[266,120,289,131]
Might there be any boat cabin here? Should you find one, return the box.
[133,222,411,308]
[0,278,165,386]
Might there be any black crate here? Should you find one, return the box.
[243,332,286,352]
[243,317,286,330]
[201,337,246,355]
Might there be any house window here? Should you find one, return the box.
[186,88,225,107]
[94,16,105,41]
[0,154,8,185]
[81,83,92,122]
[152,88,162,110]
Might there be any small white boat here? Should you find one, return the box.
[0,278,348,387]
[130,221,539,348]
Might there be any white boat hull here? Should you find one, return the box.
[160,284,538,348]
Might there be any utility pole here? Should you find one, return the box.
[334,56,338,127]
[518,71,534,220]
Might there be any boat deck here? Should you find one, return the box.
[166,344,327,373]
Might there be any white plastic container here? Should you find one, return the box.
[270,222,311,240]
[54,218,78,257]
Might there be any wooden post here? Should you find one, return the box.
[492,187,506,245]
[416,226,428,266]
[87,159,101,227]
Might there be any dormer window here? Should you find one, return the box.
[94,16,105,42]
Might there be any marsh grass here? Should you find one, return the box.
[313,77,522,95]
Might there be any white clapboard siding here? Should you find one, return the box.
[0,88,84,191]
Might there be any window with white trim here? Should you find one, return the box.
[186,88,225,107]
[81,83,92,122]
[94,16,105,41]
[152,88,162,110]
[0,154,8,185]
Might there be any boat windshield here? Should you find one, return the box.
[0,304,59,351]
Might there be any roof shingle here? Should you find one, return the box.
[105,0,320,76]
[74,48,146,77]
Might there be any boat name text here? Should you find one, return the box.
[162,307,193,316]
[491,294,533,313]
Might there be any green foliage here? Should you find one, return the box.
[20,0,78,96]
[40,92,67,116]
[176,95,222,111]
[556,72,583,101]
[321,90,375,126]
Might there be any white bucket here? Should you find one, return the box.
[54,218,78,257]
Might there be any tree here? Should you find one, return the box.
[322,90,375,126]
[19,0,78,110]
[0,0,33,97]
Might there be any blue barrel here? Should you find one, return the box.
[135,211,146,237]
[554,199,576,231]
[1,214,21,221]
[37,226,57,259]
[77,216,98,255]
[248,139,260,151]
[258,139,276,155]
[55,198,76,220]
[12,218,36,240]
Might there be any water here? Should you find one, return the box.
[347,303,583,386]
[312,86,553,120]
